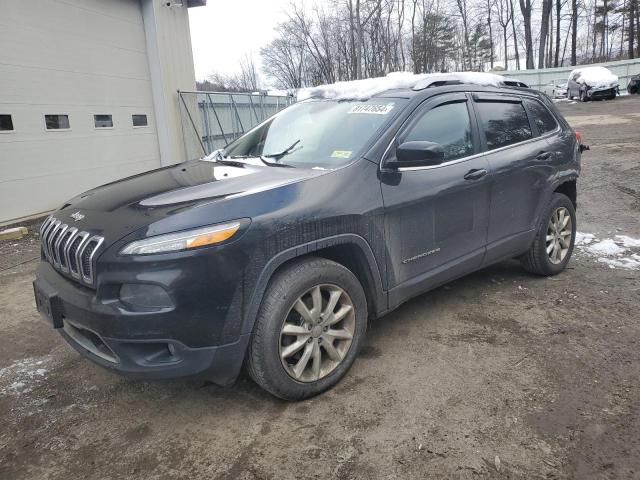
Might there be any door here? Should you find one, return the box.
[380,93,491,306]
[471,94,556,263]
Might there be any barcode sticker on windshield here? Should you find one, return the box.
[347,103,395,115]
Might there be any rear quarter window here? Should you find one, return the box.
[524,99,558,135]
[475,101,532,150]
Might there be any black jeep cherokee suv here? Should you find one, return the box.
[34,76,583,400]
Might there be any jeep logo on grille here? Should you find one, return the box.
[70,211,85,222]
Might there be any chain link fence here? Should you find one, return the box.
[179,90,295,156]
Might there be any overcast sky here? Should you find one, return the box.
[188,0,293,81]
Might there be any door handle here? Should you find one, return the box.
[464,168,487,181]
[536,151,553,160]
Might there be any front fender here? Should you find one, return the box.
[240,234,387,336]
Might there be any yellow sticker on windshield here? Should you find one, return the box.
[331,150,352,159]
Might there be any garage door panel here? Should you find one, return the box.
[0,65,154,107]
[2,0,146,51]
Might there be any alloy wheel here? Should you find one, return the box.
[279,284,356,383]
[546,207,572,265]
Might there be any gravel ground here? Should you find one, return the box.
[1,95,639,480]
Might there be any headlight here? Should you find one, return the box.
[120,221,241,255]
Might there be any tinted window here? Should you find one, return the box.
[132,114,148,127]
[94,114,113,128]
[475,101,532,150]
[0,114,13,131]
[524,99,558,134]
[403,101,474,161]
[45,114,70,130]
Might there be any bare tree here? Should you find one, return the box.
[539,0,553,67]
[519,0,535,68]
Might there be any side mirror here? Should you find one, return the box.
[386,141,445,169]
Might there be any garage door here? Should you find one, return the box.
[0,0,161,224]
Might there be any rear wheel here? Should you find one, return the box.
[520,193,576,276]
[247,257,367,400]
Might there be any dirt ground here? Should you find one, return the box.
[1,96,639,480]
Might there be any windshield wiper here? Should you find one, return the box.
[262,140,302,160]
[227,155,295,168]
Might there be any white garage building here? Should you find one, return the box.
[0,0,205,225]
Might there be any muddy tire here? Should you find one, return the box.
[246,257,367,401]
[520,193,577,276]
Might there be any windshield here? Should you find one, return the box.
[221,98,407,168]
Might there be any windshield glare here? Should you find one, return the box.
[222,98,406,168]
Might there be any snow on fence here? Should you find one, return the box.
[501,58,640,92]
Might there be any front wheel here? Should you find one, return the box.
[520,193,576,276]
[247,257,367,400]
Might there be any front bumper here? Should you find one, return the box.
[586,87,617,99]
[34,261,249,384]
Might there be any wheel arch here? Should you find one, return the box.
[554,179,577,209]
[241,234,387,336]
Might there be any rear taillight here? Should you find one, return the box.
[575,130,589,153]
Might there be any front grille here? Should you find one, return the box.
[40,216,104,286]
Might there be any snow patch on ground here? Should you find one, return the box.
[553,98,576,104]
[615,235,640,248]
[575,232,640,270]
[584,239,626,256]
[575,232,595,245]
[298,71,512,100]
[0,356,52,396]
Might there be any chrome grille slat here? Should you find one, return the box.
[42,216,103,286]
[42,219,60,260]
[52,224,69,267]
[70,232,90,278]
[60,227,78,273]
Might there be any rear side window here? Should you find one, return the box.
[403,101,474,161]
[524,99,558,135]
[475,101,532,150]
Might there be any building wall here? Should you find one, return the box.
[0,0,201,225]
[142,0,203,164]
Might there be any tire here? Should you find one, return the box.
[246,257,367,400]
[520,193,577,276]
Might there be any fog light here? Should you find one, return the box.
[119,284,173,309]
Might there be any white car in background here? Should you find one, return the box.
[567,66,619,101]
[542,81,568,99]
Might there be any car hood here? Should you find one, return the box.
[54,159,325,244]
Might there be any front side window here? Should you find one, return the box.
[223,98,407,169]
[475,101,532,150]
[524,99,558,135]
[45,114,70,130]
[402,101,474,161]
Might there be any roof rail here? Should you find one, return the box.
[413,74,529,91]
[502,79,530,88]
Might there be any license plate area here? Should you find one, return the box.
[33,280,63,328]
